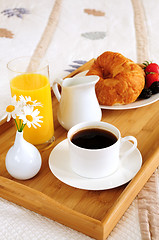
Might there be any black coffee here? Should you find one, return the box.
[71,128,117,149]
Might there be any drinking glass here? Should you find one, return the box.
[7,56,55,149]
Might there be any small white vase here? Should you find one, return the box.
[5,131,42,180]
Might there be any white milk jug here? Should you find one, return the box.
[52,75,102,130]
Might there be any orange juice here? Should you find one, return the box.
[10,73,54,145]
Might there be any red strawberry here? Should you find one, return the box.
[146,73,159,88]
[143,61,159,74]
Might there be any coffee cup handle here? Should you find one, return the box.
[52,79,63,102]
[120,136,137,160]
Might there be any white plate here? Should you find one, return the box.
[49,139,142,190]
[75,71,159,110]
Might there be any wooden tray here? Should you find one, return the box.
[0,59,159,240]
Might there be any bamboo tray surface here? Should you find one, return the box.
[0,59,159,240]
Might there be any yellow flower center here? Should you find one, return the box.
[6,105,15,113]
[27,101,33,105]
[26,115,33,122]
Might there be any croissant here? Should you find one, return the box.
[86,51,145,106]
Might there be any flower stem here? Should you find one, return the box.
[21,123,26,131]
[19,119,22,131]
[14,119,19,130]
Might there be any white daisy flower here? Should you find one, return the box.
[19,95,43,107]
[3,95,19,122]
[19,106,43,129]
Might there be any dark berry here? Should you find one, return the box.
[139,88,152,99]
[149,81,159,94]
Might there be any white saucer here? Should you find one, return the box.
[49,139,142,190]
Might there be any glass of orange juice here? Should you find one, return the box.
[7,56,54,149]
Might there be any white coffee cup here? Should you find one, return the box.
[67,121,137,178]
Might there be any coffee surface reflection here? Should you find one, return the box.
[71,128,117,149]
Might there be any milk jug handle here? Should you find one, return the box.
[52,79,63,102]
